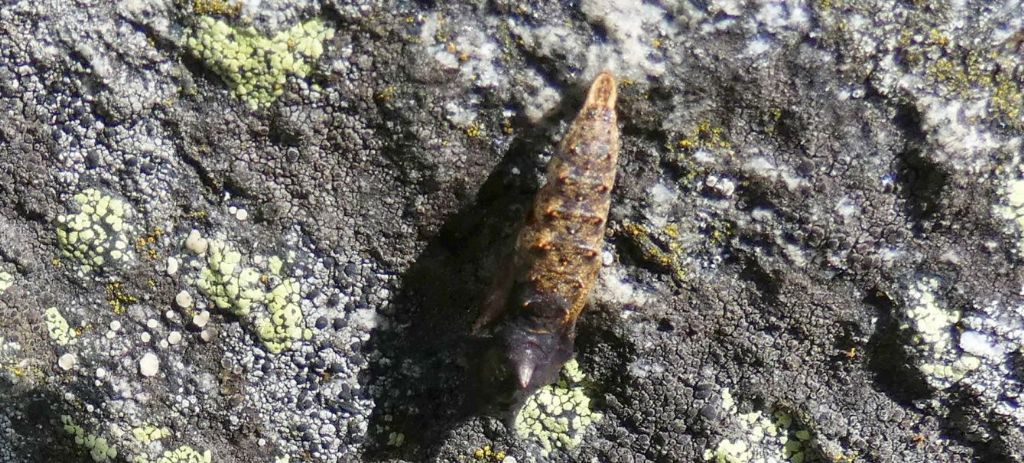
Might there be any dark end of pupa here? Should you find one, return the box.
[462,315,575,424]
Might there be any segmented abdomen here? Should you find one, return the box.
[515,72,620,326]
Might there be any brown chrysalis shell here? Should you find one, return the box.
[471,71,620,403]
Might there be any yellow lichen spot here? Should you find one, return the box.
[664,223,681,239]
[105,281,138,315]
[6,364,25,377]
[760,107,784,134]
[927,28,949,47]
[677,120,731,152]
[922,43,1022,126]
[73,324,92,337]
[193,0,241,16]
[134,227,164,260]
[502,118,515,135]
[709,221,733,245]
[156,445,212,463]
[376,85,397,102]
[620,220,687,281]
[992,73,1022,122]
[472,445,507,462]
[927,58,962,90]
[815,0,837,10]
[434,27,451,43]
[186,210,209,220]
[465,122,484,138]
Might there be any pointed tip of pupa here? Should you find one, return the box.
[515,360,535,389]
[585,71,618,109]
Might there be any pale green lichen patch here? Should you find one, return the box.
[703,389,816,463]
[994,178,1024,257]
[44,307,75,346]
[0,261,13,294]
[0,269,12,294]
[386,431,405,447]
[154,445,213,463]
[514,359,602,457]
[197,239,263,317]
[901,277,979,389]
[131,425,171,444]
[196,237,304,353]
[56,188,135,273]
[184,16,335,108]
[130,444,213,463]
[256,278,304,353]
[61,415,118,462]
[268,255,285,276]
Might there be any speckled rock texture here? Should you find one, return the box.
[1,0,1023,462]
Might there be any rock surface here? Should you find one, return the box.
[1,0,1023,462]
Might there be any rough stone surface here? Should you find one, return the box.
[1,0,1023,462]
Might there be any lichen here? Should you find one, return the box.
[904,25,1023,126]
[184,16,335,109]
[44,307,75,346]
[56,188,135,273]
[0,268,12,294]
[901,277,979,389]
[131,425,171,444]
[192,0,241,17]
[472,445,507,461]
[255,277,304,353]
[154,445,213,463]
[128,443,213,463]
[994,177,1024,257]
[385,430,405,447]
[134,227,165,261]
[703,390,819,463]
[196,237,305,353]
[925,51,1022,124]
[660,122,727,187]
[61,415,118,462]
[675,120,732,153]
[105,281,139,315]
[514,359,602,457]
[197,239,263,317]
[620,219,688,281]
